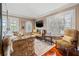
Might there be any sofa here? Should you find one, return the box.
[11,37,35,56]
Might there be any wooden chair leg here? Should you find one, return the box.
[67,49,69,56]
[65,48,69,56]
[55,42,57,48]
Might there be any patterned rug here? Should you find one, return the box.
[34,39,55,56]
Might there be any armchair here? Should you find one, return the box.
[56,29,79,55]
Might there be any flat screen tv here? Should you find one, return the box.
[36,20,43,27]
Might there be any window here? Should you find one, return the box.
[46,9,75,36]
[2,16,7,36]
[2,16,19,32]
[9,17,19,32]
[2,16,19,36]
[46,14,64,36]
[64,10,75,29]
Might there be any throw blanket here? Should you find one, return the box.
[3,37,13,56]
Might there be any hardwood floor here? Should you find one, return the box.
[42,45,79,56]
[42,46,62,56]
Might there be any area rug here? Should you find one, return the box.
[34,39,55,56]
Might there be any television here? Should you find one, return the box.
[36,20,43,27]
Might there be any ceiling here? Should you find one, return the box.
[2,3,76,18]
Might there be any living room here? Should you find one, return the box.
[0,3,79,56]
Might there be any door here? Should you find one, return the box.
[25,21,32,33]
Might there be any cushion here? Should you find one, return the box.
[57,39,72,48]
[64,29,76,37]
[63,35,73,43]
